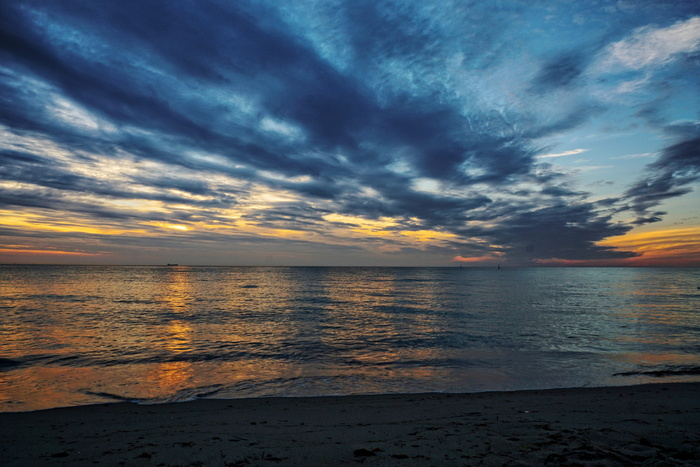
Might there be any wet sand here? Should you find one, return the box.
[1,383,698,466]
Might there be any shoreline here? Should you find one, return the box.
[1,383,698,465]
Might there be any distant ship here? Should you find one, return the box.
[167,263,179,266]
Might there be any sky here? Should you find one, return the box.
[1,0,699,267]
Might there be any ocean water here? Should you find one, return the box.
[0,265,699,412]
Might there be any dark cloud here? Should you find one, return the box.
[538,108,605,139]
[242,205,331,232]
[540,185,586,198]
[3,0,696,264]
[0,149,234,210]
[130,176,217,198]
[0,150,85,192]
[1,0,545,189]
[531,52,588,92]
[0,149,47,164]
[0,5,209,140]
[623,131,700,217]
[1,2,332,175]
[464,203,637,261]
[631,212,667,225]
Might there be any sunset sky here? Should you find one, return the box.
[1,0,699,266]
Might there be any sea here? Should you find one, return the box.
[1,265,699,412]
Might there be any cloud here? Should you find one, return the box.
[535,149,589,159]
[611,152,654,160]
[630,211,667,225]
[596,227,700,267]
[457,202,637,262]
[452,255,502,264]
[531,52,589,92]
[619,123,700,224]
[596,16,700,72]
[0,148,234,211]
[1,1,698,265]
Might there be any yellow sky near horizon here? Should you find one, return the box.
[1,202,698,266]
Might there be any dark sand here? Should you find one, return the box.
[1,383,698,466]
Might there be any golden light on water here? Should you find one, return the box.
[1,266,698,412]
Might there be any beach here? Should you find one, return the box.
[1,383,698,466]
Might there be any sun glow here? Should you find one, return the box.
[324,213,399,236]
[598,227,700,266]
[0,248,102,256]
[0,211,135,236]
[452,254,504,263]
[400,230,456,242]
[533,227,700,266]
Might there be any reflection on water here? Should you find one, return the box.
[147,361,194,397]
[0,266,699,411]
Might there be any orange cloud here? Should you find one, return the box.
[598,227,700,266]
[0,211,142,236]
[0,248,104,262]
[0,248,104,257]
[537,227,700,267]
[452,255,502,263]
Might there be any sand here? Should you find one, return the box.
[0,383,698,466]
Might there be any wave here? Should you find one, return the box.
[113,299,160,304]
[23,294,100,302]
[0,358,20,370]
[613,365,700,377]
[82,384,224,404]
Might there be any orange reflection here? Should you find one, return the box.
[144,361,195,399]
[162,267,193,311]
[163,321,193,353]
[321,270,450,380]
[152,270,196,391]
[611,351,698,367]
[0,367,102,412]
[0,364,196,412]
